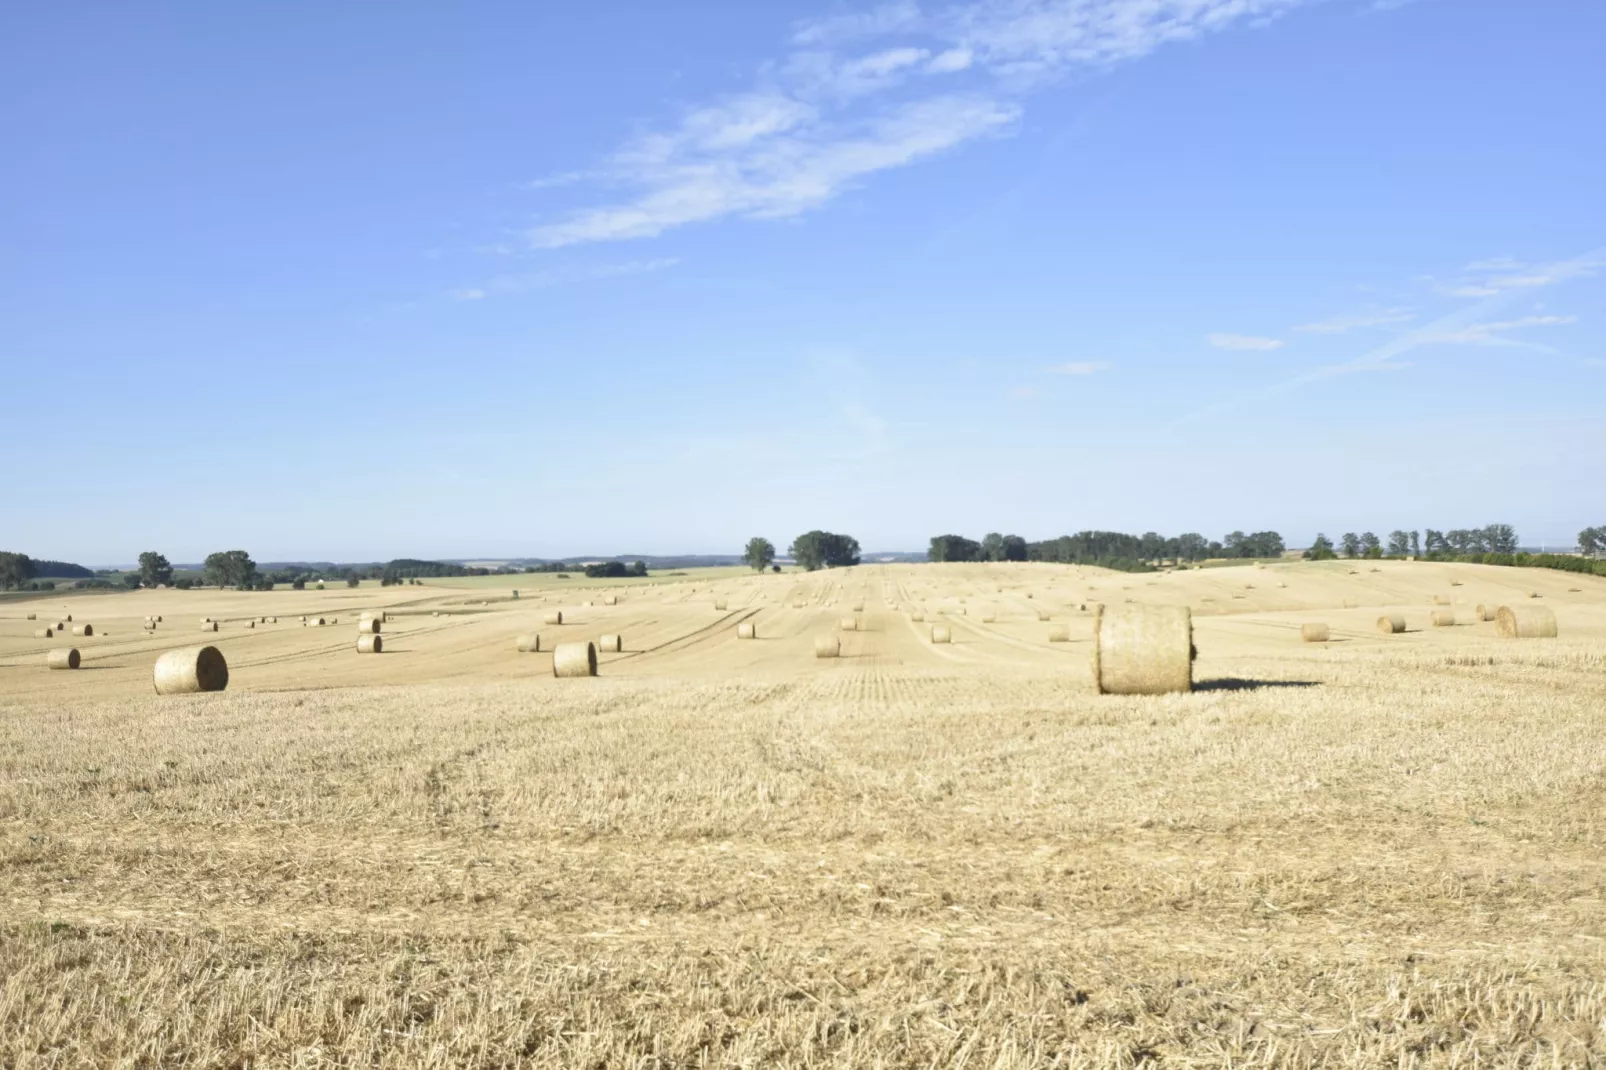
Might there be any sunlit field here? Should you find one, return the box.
[3,560,1604,1066]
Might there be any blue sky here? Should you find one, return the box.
[3,0,1602,564]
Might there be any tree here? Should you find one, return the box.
[928,534,982,563]
[203,550,259,590]
[138,551,173,587]
[1223,531,1249,557]
[1386,530,1410,557]
[1304,533,1337,561]
[1176,533,1209,562]
[122,573,142,589]
[346,574,361,588]
[1581,527,1605,556]
[1483,523,1518,554]
[1360,532,1382,559]
[981,533,1005,561]
[0,551,36,590]
[1340,533,1361,559]
[1000,534,1028,562]
[1424,529,1447,554]
[742,537,776,572]
[1409,531,1421,557]
[790,531,860,571]
[1247,531,1285,558]
[631,561,648,577]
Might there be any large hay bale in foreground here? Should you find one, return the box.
[201,621,218,632]
[1431,610,1456,627]
[1300,623,1330,643]
[1047,623,1069,642]
[839,616,857,632]
[598,634,622,653]
[1377,614,1405,635]
[34,628,53,639]
[543,610,564,625]
[552,641,597,677]
[153,646,229,694]
[516,634,542,653]
[1496,605,1556,639]
[47,648,80,670]
[1091,605,1192,695]
[813,635,840,658]
[930,625,952,644]
[356,634,382,653]
[358,618,381,634]
[737,622,755,640]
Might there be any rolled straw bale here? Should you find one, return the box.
[1036,609,1051,621]
[1528,591,1541,599]
[516,634,542,653]
[310,617,326,626]
[1376,614,1405,635]
[34,628,53,639]
[201,621,218,632]
[552,641,597,677]
[244,620,255,629]
[839,616,858,631]
[1091,605,1193,696]
[154,615,162,622]
[258,616,267,623]
[910,611,925,622]
[267,617,276,623]
[1449,580,1463,587]
[26,613,35,620]
[603,595,618,606]
[1496,605,1557,639]
[543,610,564,625]
[737,622,756,640]
[981,612,996,623]
[813,635,840,658]
[1300,623,1330,643]
[1431,610,1455,627]
[1047,623,1070,642]
[143,621,156,631]
[71,624,92,637]
[201,617,212,624]
[153,646,229,694]
[358,618,381,634]
[714,599,728,611]
[47,648,80,670]
[851,601,864,612]
[930,625,952,644]
[356,634,382,654]
[300,616,308,623]
[598,634,622,653]
[792,601,807,609]
[64,614,72,622]
[583,601,594,608]
[1432,595,1450,606]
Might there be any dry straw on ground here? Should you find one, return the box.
[714,600,728,611]
[1377,613,1406,635]
[552,641,597,677]
[1300,623,1330,642]
[152,645,229,695]
[46,648,79,670]
[1496,604,1558,639]
[1091,604,1192,695]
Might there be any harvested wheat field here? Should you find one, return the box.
[2,560,1605,1066]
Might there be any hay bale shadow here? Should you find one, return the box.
[1194,678,1320,692]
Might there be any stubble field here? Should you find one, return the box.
[1,560,1603,1067]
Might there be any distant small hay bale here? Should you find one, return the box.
[267,616,277,624]
[356,634,382,653]
[1496,605,1556,639]
[1449,580,1463,587]
[737,622,756,640]
[516,634,543,653]
[432,611,440,617]
[64,614,72,623]
[598,634,622,653]
[310,617,326,627]
[1091,605,1192,696]
[153,645,229,695]
[1047,623,1070,642]
[791,601,807,609]
[142,621,156,631]
[34,628,53,639]
[1475,604,1495,621]
[930,625,952,644]
[201,621,218,632]
[1568,587,1582,593]
[47,648,81,670]
[244,621,255,629]
[603,594,618,606]
[909,611,925,622]
[258,616,267,623]
[981,612,996,623]
[814,635,840,658]
[552,641,598,677]
[1527,591,1541,599]
[543,610,564,625]
[1036,609,1050,621]
[1431,610,1455,627]
[1348,570,1358,575]
[714,600,728,611]
[583,600,594,608]
[361,610,386,623]
[201,617,212,624]
[1300,623,1330,643]
[851,601,864,612]
[839,616,858,631]
[71,623,93,637]
[1026,593,1034,599]
[1432,595,1450,606]
[1377,614,1406,635]
[358,618,382,634]
[25,612,36,620]
[1343,599,1358,609]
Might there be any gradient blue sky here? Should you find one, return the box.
[4,0,1602,564]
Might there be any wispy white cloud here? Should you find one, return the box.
[1417,314,1577,349]
[1435,253,1603,298]
[1292,308,1415,333]
[1208,332,1284,351]
[532,0,1333,247]
[1048,360,1112,374]
[449,257,680,301]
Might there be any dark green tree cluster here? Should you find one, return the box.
[742,537,776,572]
[1580,526,1606,556]
[584,561,647,578]
[138,551,174,587]
[789,531,860,571]
[204,550,260,590]
[30,559,93,578]
[929,533,1028,562]
[1422,525,1519,555]
[0,551,38,589]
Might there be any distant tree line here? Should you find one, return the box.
[584,561,648,579]
[789,531,860,571]
[923,530,1284,572]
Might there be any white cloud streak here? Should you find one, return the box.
[1048,360,1112,374]
[450,258,680,301]
[1292,308,1415,333]
[531,0,1327,247]
[1417,314,1577,349]
[1209,332,1284,351]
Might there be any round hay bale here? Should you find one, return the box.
[142,621,156,631]
[552,641,597,677]
[737,622,756,640]
[34,628,53,639]
[47,648,80,670]
[310,617,326,627]
[851,602,864,612]
[54,621,66,631]
[258,616,267,623]
[598,634,622,653]
[909,611,925,622]
[603,594,618,606]
[516,633,542,653]
[154,615,162,623]
[153,646,229,694]
[1300,623,1330,643]
[201,617,212,624]
[267,616,276,624]
[1036,609,1050,621]
[543,610,564,625]
[356,634,382,654]
[1431,595,1450,606]
[1091,605,1192,695]
[1430,610,1455,627]
[244,620,255,629]
[981,612,996,623]
[71,623,93,637]
[791,601,807,609]
[63,614,72,622]
[358,618,381,634]
[930,625,952,644]
[839,616,857,631]
[1527,591,1541,599]
[1496,605,1556,639]
[26,612,36,620]
[201,621,218,632]
[714,599,728,611]
[813,634,840,658]
[1377,614,1405,635]
[1047,623,1069,642]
